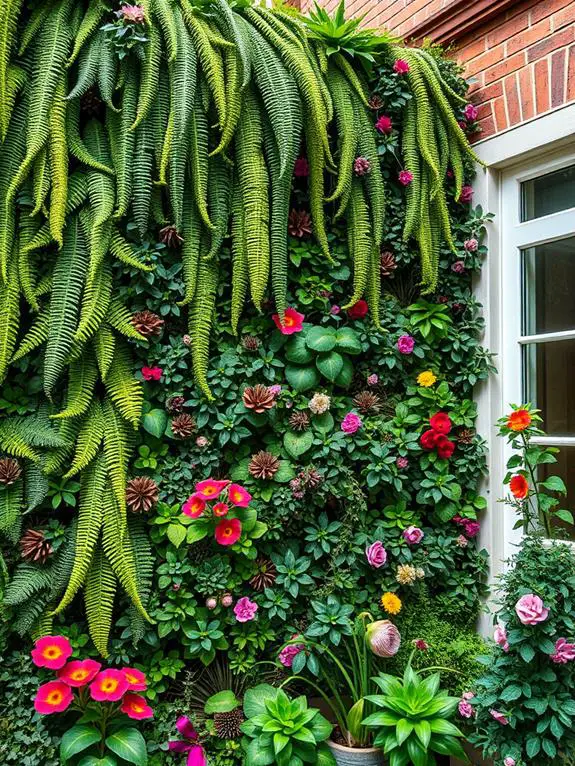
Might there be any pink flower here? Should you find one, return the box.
[58,659,101,687]
[367,374,379,386]
[34,680,74,715]
[366,541,387,568]
[294,157,309,177]
[341,412,362,434]
[504,758,516,766]
[397,334,415,354]
[182,494,206,519]
[463,519,480,538]
[366,620,401,657]
[459,185,474,203]
[31,636,72,670]
[451,260,465,273]
[464,238,478,251]
[330,304,341,315]
[195,479,230,500]
[221,593,233,607]
[414,639,428,651]
[119,4,145,24]
[490,709,508,725]
[396,456,409,469]
[456,534,468,547]
[273,307,305,335]
[234,596,258,623]
[196,436,208,448]
[206,597,218,609]
[458,700,474,718]
[550,637,575,663]
[269,385,282,397]
[515,593,549,625]
[121,693,153,720]
[403,526,424,544]
[494,625,509,652]
[393,59,410,74]
[169,717,206,765]
[228,483,252,508]
[215,518,242,546]
[90,669,129,702]
[375,115,393,134]
[462,691,475,700]
[122,667,147,691]
[398,170,414,186]
[279,640,305,667]
[464,103,478,121]
[141,366,162,381]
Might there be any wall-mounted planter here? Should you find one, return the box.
[327,740,386,766]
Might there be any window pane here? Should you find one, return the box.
[522,236,575,334]
[521,164,575,221]
[539,447,575,540]
[523,340,575,435]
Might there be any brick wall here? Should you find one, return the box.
[301,0,575,139]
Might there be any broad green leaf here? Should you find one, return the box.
[142,408,168,438]
[205,690,240,714]
[334,326,361,354]
[167,523,186,548]
[105,728,147,765]
[336,356,354,388]
[285,333,314,364]
[305,326,336,352]
[316,351,343,382]
[78,757,118,766]
[285,364,321,392]
[61,726,101,762]
[244,684,278,718]
[284,431,313,459]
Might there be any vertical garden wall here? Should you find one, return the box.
[0,1,494,763]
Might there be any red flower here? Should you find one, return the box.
[347,299,369,320]
[429,412,452,435]
[141,366,163,381]
[34,681,73,715]
[121,693,153,720]
[213,502,229,517]
[398,170,413,186]
[420,429,438,451]
[393,59,410,74]
[195,479,230,499]
[436,435,455,460]
[58,659,101,687]
[215,518,242,546]
[293,157,309,177]
[507,409,532,432]
[272,307,305,335]
[510,474,529,499]
[375,115,393,134]
[122,667,147,691]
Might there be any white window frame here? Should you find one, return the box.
[470,104,575,621]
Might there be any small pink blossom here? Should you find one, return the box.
[458,700,474,719]
[341,412,362,434]
[550,637,575,663]
[451,260,465,273]
[366,541,387,568]
[367,374,379,386]
[494,625,509,652]
[456,534,468,548]
[221,593,233,608]
[464,103,478,121]
[330,304,341,315]
[196,436,208,448]
[375,115,393,134]
[490,709,508,726]
[414,639,428,650]
[278,640,305,667]
[462,691,475,700]
[504,758,516,766]
[402,526,424,545]
[398,170,414,186]
[206,597,217,610]
[233,597,258,623]
[397,334,415,354]
[515,593,549,625]
[119,4,145,24]
[464,238,478,252]
[269,385,282,397]
[393,59,410,74]
[396,456,409,469]
[459,185,474,203]
[141,366,162,381]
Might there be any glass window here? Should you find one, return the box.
[522,237,575,334]
[521,163,575,221]
[523,340,575,436]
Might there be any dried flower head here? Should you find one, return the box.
[126,476,159,513]
[0,457,22,485]
[249,451,280,480]
[214,708,245,740]
[241,335,260,352]
[166,395,185,414]
[159,224,183,248]
[171,414,196,439]
[243,384,275,413]
[289,411,310,431]
[308,393,331,415]
[396,564,418,585]
[20,529,53,564]
[131,310,164,337]
[288,209,312,238]
[249,558,277,591]
[380,250,397,278]
[353,391,381,414]
[353,157,371,176]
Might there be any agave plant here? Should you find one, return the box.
[363,664,468,766]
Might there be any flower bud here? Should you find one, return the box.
[366,620,401,657]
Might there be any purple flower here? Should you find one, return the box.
[402,526,424,545]
[397,334,415,354]
[551,637,575,663]
[269,385,282,397]
[464,238,478,252]
[233,597,258,623]
[367,373,379,386]
[396,456,409,469]
[366,541,387,568]
[494,625,509,652]
[398,170,413,186]
[464,103,478,121]
[490,709,508,726]
[341,412,362,434]
[330,304,341,315]
[278,641,305,668]
[458,700,474,719]
[460,185,474,203]
[515,593,549,625]
[451,260,465,274]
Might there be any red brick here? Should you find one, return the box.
[552,5,575,31]
[484,51,526,84]
[518,66,535,120]
[527,26,575,62]
[504,73,521,125]
[531,0,573,25]
[479,80,504,102]
[534,58,551,112]
[465,45,505,77]
[569,45,575,101]
[475,112,496,139]
[486,12,529,47]
[550,48,567,106]
[457,35,487,62]
[506,18,551,56]
[492,96,508,131]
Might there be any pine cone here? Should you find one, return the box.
[166,395,185,414]
[0,457,22,485]
[380,250,397,278]
[456,428,475,445]
[353,391,381,413]
[242,384,275,413]
[131,310,164,337]
[20,529,53,564]
[214,708,245,740]
[81,87,103,117]
[353,157,371,176]
[249,451,280,480]
[288,209,312,238]
[171,414,196,439]
[159,224,184,248]
[289,411,310,431]
[126,476,159,513]
[250,558,277,591]
[241,335,260,352]
[368,94,384,110]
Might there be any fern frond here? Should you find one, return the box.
[132,119,154,237]
[206,155,231,261]
[25,462,49,511]
[189,256,218,400]
[0,480,23,543]
[304,117,330,260]
[104,341,143,428]
[94,325,116,380]
[230,184,248,334]
[63,400,105,478]
[110,66,137,218]
[16,216,41,310]
[42,418,79,475]
[188,97,213,229]
[0,0,24,140]
[213,0,250,89]
[107,299,146,341]
[53,350,98,419]
[98,34,119,109]
[67,100,114,175]
[353,92,385,247]
[83,120,115,280]
[152,0,178,62]
[325,66,356,208]
[131,24,161,131]
[402,98,421,242]
[110,228,154,271]
[102,399,134,522]
[31,149,51,216]
[67,31,101,101]
[0,97,26,281]
[4,564,52,606]
[48,78,68,246]
[85,547,117,657]
[333,51,368,105]
[75,261,112,344]
[11,308,49,362]
[0,252,20,383]
[68,0,106,66]
[342,178,371,309]
[210,46,241,157]
[179,187,201,306]
[1,63,26,140]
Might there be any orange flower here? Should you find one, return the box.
[510,474,529,499]
[507,409,531,431]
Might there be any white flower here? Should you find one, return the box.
[308,393,331,415]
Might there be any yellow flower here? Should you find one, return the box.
[380,592,402,615]
[417,370,437,387]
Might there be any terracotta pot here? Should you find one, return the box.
[327,740,386,766]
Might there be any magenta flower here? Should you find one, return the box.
[365,541,387,568]
[494,625,509,652]
[330,304,341,315]
[464,103,478,121]
[515,593,549,625]
[341,412,362,434]
[272,307,305,335]
[34,681,73,715]
[31,635,73,670]
[402,526,424,544]
[393,59,410,74]
[278,640,305,668]
[141,366,163,381]
[550,637,575,663]
[458,700,474,719]
[459,185,474,203]
[464,238,478,251]
[234,597,258,623]
[463,519,480,538]
[490,709,508,726]
[168,717,206,766]
[375,115,393,134]
[398,170,414,186]
[269,385,282,397]
[397,334,415,354]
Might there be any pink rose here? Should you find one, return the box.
[402,526,424,545]
[459,185,473,203]
[464,238,478,252]
[375,115,393,134]
[550,637,575,663]
[464,103,478,121]
[233,597,258,623]
[515,593,549,625]
[393,59,410,74]
[490,709,508,725]
[398,170,414,186]
[458,700,474,719]
[397,334,415,354]
[278,640,305,668]
[366,541,387,568]
[451,260,465,273]
[494,625,509,652]
[341,412,362,434]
